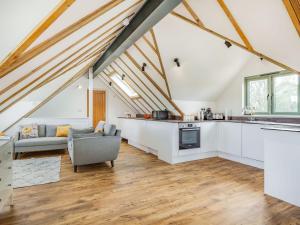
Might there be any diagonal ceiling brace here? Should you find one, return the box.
[93,0,182,77]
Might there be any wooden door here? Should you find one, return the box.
[93,90,106,127]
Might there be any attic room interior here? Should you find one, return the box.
[1,0,300,224]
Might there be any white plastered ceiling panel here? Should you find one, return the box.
[0,0,61,62]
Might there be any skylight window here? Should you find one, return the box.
[111,73,138,98]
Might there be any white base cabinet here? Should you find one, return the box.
[242,124,264,162]
[120,119,265,169]
[264,129,300,207]
[0,139,13,211]
[217,122,242,157]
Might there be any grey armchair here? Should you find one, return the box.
[68,123,121,172]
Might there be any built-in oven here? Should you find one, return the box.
[179,123,200,150]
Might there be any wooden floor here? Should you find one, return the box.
[1,142,300,225]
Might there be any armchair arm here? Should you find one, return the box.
[71,136,121,166]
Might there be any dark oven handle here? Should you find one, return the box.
[179,128,200,131]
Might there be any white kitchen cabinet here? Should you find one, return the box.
[199,122,218,152]
[241,124,264,161]
[218,122,242,157]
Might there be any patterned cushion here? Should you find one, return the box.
[20,124,39,139]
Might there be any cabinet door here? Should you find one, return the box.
[200,122,217,152]
[218,122,242,157]
[242,124,264,161]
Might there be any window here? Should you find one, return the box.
[110,73,138,98]
[245,71,300,115]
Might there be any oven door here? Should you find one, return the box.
[179,127,200,150]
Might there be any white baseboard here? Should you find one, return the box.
[127,140,264,169]
[171,151,218,164]
[128,140,158,156]
[218,152,264,169]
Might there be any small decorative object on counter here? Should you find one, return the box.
[204,108,213,120]
[124,112,132,118]
[183,115,195,122]
[213,113,224,120]
[143,114,152,119]
[243,106,256,121]
[224,109,230,120]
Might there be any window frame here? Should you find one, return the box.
[244,70,300,115]
[110,73,139,98]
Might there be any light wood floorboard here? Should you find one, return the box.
[1,142,300,225]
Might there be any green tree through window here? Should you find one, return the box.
[245,71,299,115]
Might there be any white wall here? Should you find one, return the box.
[93,77,136,127]
[216,55,282,116]
[31,76,89,118]
[174,100,216,116]
[5,75,135,135]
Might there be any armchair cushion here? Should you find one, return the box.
[103,124,116,136]
[70,127,95,134]
[72,132,104,139]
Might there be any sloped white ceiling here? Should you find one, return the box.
[0,0,61,61]
[154,14,252,101]
[223,0,300,71]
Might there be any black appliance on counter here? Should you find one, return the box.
[179,123,201,150]
[204,108,213,120]
[152,110,169,120]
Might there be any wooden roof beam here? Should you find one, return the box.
[0,0,75,71]
[3,58,93,133]
[150,28,172,98]
[112,60,162,110]
[217,0,253,51]
[182,0,204,26]
[125,51,184,117]
[283,0,300,37]
[0,0,131,78]
[97,74,139,113]
[117,56,168,109]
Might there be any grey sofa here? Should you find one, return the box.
[14,124,69,159]
[68,122,121,172]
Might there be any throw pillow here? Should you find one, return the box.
[56,125,71,137]
[95,121,105,133]
[20,124,38,139]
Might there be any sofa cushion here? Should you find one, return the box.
[104,124,116,136]
[56,125,71,137]
[46,125,57,137]
[38,124,46,137]
[15,137,67,147]
[20,124,38,139]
